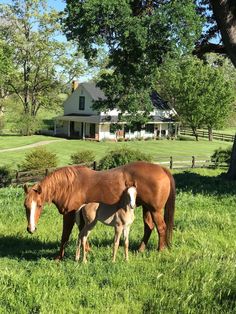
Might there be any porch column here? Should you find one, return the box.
[175,123,178,138]
[82,122,85,140]
[159,123,162,138]
[67,121,70,138]
[122,124,125,139]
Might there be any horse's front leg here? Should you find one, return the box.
[55,211,75,261]
[138,206,155,252]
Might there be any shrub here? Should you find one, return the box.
[19,147,58,171]
[211,147,232,168]
[70,150,95,165]
[12,114,41,135]
[0,165,13,187]
[99,147,152,170]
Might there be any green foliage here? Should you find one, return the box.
[211,147,232,168]
[99,147,152,170]
[19,147,58,171]
[12,114,41,136]
[0,165,13,187]
[158,56,235,138]
[63,0,202,123]
[0,0,85,120]
[70,150,95,165]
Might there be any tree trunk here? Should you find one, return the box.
[192,127,199,141]
[210,0,236,178]
[210,0,236,67]
[208,126,213,141]
[227,135,236,179]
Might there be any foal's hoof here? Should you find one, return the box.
[138,243,146,253]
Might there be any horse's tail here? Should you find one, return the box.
[163,168,176,248]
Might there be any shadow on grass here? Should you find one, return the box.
[174,171,236,196]
[0,235,59,260]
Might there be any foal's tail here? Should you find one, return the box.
[163,169,176,248]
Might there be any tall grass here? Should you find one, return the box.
[0,169,236,313]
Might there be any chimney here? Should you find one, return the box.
[71,80,79,93]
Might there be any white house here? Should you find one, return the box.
[53,82,179,141]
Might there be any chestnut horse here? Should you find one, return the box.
[24,161,175,260]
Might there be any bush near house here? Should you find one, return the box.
[18,147,58,171]
[0,165,13,187]
[99,147,152,170]
[211,147,232,167]
[70,150,95,166]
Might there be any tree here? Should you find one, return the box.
[0,39,14,115]
[196,0,236,179]
[63,0,202,124]
[0,0,84,124]
[158,56,235,141]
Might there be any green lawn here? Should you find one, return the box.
[0,135,233,170]
[0,135,58,150]
[0,168,235,313]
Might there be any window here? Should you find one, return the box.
[79,96,85,110]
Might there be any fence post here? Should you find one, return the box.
[45,169,49,176]
[191,156,195,168]
[170,156,173,169]
[16,171,19,184]
[93,161,97,170]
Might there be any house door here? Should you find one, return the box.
[90,123,96,138]
[70,121,75,136]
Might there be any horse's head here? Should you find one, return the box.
[23,183,43,234]
[126,186,137,209]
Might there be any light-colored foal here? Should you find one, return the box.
[75,186,137,263]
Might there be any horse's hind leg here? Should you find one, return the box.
[151,209,167,251]
[138,207,154,252]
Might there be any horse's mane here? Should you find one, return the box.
[39,166,89,202]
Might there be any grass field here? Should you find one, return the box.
[0,168,236,313]
[0,135,233,170]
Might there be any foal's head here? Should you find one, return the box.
[23,184,43,234]
[126,186,137,209]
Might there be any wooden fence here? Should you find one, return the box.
[11,157,214,186]
[12,161,97,185]
[180,128,235,142]
[154,155,212,169]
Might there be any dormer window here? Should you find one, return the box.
[79,96,85,110]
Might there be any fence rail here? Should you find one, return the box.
[12,161,97,185]
[180,128,235,142]
[155,155,212,169]
[11,157,213,186]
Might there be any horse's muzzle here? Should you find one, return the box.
[27,226,37,234]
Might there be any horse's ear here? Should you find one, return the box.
[125,180,137,189]
[23,184,29,194]
[33,184,42,194]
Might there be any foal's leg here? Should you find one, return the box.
[56,211,75,260]
[79,220,97,263]
[113,226,123,262]
[123,226,130,261]
[151,209,167,251]
[138,207,155,252]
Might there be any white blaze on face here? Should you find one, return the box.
[127,187,137,209]
[30,200,37,232]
